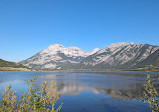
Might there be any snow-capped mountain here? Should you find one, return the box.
[46,44,99,57]
[20,42,159,70]
[20,44,100,69]
[81,42,159,69]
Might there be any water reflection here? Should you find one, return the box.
[0,71,158,101]
[0,71,158,112]
[40,74,146,100]
[39,74,152,112]
[99,84,145,100]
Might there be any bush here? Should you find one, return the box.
[142,74,159,112]
[0,75,62,112]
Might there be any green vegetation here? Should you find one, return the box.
[142,75,159,112]
[128,65,159,72]
[0,75,62,112]
[0,59,26,68]
[0,58,30,71]
[140,65,159,72]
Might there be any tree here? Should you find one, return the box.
[0,75,62,112]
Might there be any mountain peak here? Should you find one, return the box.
[67,46,83,51]
[20,42,159,70]
[20,43,101,69]
[93,48,100,51]
[48,44,64,49]
[91,48,100,53]
[97,42,138,54]
[108,42,135,48]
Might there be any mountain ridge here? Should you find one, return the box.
[81,42,159,70]
[0,58,30,71]
[20,42,159,70]
[20,44,100,69]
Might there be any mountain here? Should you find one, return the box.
[0,58,29,71]
[20,42,159,70]
[20,44,99,69]
[81,42,159,70]
[135,48,159,69]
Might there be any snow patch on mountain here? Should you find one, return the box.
[42,44,99,57]
[20,42,159,70]
[20,44,100,69]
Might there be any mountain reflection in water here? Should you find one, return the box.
[40,73,147,100]
[0,71,158,112]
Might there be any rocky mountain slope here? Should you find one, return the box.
[81,42,159,70]
[20,42,159,70]
[20,44,99,69]
[135,48,159,68]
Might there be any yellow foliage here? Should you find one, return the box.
[0,75,62,112]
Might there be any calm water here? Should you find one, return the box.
[0,71,159,112]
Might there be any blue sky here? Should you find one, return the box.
[0,0,159,61]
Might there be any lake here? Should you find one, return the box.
[0,71,159,112]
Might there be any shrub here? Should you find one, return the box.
[0,75,62,112]
[142,74,159,112]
